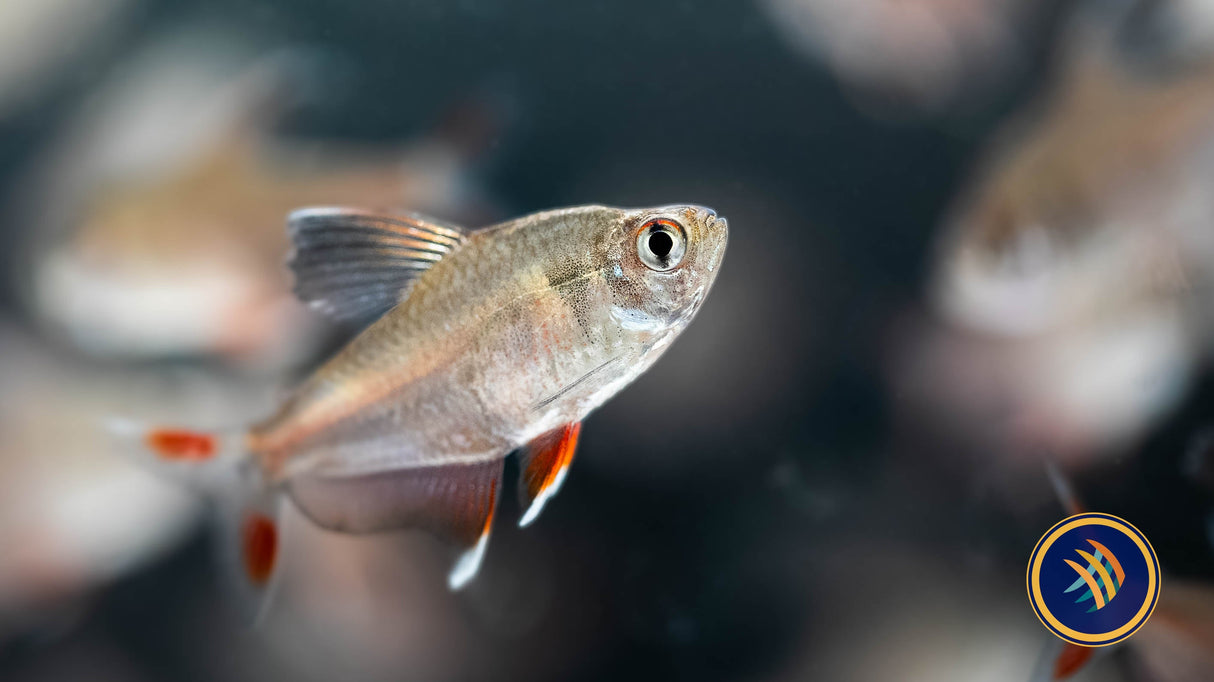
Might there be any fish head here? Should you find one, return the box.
[602,204,728,335]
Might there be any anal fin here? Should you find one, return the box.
[517,422,581,527]
[287,459,502,589]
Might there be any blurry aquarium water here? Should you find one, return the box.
[0,1,1212,681]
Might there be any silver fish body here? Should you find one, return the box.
[252,204,727,478]
[124,202,726,605]
[119,202,725,606]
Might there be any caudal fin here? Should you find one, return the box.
[106,420,285,624]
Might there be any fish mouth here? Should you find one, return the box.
[705,215,728,272]
[713,215,729,239]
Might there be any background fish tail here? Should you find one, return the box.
[1027,636,1095,681]
[105,420,284,624]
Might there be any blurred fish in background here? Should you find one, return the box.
[2,0,1214,681]
[15,25,505,369]
[883,3,1214,679]
[757,0,1044,115]
[895,0,1214,472]
[0,0,134,121]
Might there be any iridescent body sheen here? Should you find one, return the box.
[249,204,728,481]
[120,203,726,602]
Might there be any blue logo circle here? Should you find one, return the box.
[1027,513,1160,647]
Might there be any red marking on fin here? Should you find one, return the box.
[146,429,216,461]
[1053,643,1093,680]
[518,422,581,526]
[241,513,278,587]
[525,423,580,499]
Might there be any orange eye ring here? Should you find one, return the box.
[636,218,686,271]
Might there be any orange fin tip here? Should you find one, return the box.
[146,428,217,461]
[1053,642,1093,680]
[241,513,279,587]
[519,422,581,527]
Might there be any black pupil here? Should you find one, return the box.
[648,230,674,259]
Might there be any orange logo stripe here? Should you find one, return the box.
[1087,539,1125,585]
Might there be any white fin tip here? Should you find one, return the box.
[448,528,491,590]
[103,417,143,437]
[518,464,571,528]
[519,492,550,528]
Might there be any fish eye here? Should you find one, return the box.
[636,218,686,271]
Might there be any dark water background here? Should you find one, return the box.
[1,1,1212,681]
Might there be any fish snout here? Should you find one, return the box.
[688,205,726,236]
[699,211,728,274]
[711,214,728,236]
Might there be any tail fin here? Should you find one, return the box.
[106,420,284,624]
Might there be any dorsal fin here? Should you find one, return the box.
[286,207,468,321]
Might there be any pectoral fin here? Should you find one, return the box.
[517,422,581,527]
[287,459,501,589]
[287,207,468,321]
